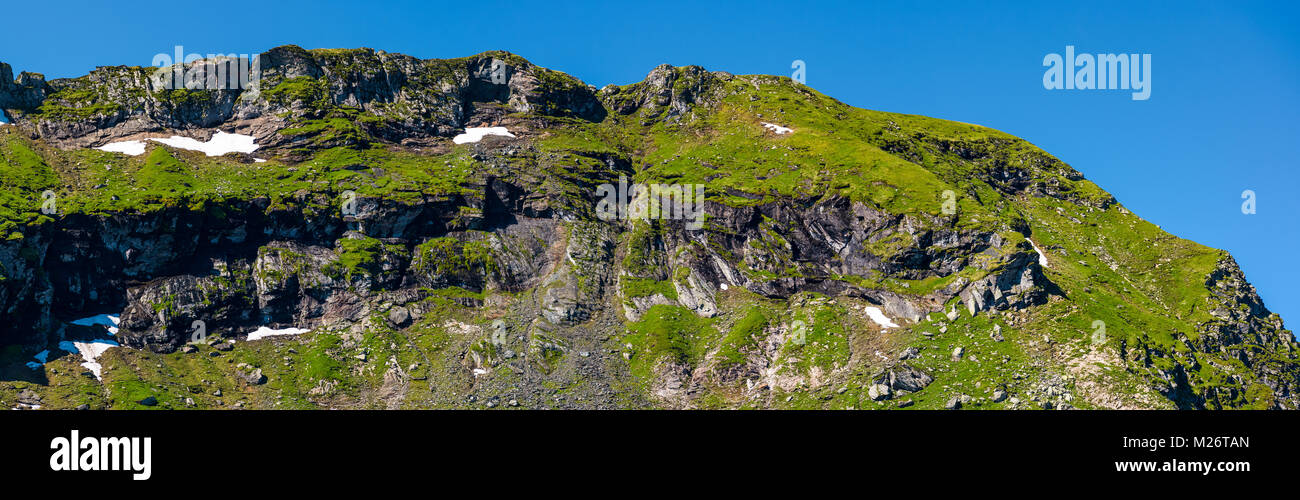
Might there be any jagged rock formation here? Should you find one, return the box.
[0,46,1294,410]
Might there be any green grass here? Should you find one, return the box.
[715,307,768,368]
[326,236,386,279]
[621,276,677,300]
[263,76,331,110]
[624,304,719,378]
[412,236,497,279]
[0,132,60,237]
[0,59,1289,410]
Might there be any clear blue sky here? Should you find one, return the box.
[2,0,1297,327]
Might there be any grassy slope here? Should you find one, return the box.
[0,65,1279,409]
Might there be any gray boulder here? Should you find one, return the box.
[239,367,267,385]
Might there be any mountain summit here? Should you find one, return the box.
[0,46,1293,410]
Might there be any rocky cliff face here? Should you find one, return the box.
[0,46,1294,410]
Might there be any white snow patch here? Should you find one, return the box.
[96,131,260,157]
[1029,239,1049,268]
[472,368,489,376]
[71,314,120,335]
[0,112,10,125]
[254,158,267,163]
[720,283,729,291]
[453,127,515,144]
[246,326,311,341]
[150,131,260,156]
[61,314,123,379]
[59,339,119,379]
[762,122,793,134]
[96,140,147,156]
[864,306,899,329]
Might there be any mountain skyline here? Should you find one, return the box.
[0,44,1294,409]
[2,0,1294,330]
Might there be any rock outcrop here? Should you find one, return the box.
[0,46,1293,410]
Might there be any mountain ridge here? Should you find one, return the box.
[0,45,1293,410]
